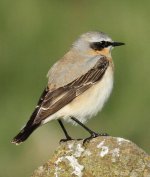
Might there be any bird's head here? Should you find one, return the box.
[73,31,125,57]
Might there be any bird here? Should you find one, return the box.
[11,31,125,145]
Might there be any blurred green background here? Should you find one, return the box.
[0,0,150,176]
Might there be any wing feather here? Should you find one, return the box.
[29,57,109,124]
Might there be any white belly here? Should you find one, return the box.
[43,66,113,124]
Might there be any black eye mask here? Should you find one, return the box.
[90,41,112,51]
[90,41,125,51]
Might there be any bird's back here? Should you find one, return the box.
[47,49,101,90]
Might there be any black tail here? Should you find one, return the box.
[11,88,48,145]
[11,124,40,145]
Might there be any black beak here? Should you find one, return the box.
[112,42,125,47]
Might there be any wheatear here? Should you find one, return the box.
[12,31,124,145]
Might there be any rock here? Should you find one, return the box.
[31,136,150,177]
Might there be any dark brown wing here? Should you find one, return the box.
[30,57,109,124]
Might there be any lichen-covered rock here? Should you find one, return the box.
[31,136,150,177]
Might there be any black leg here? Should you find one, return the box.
[71,117,109,144]
[71,117,98,135]
[58,119,72,142]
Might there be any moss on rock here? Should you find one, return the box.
[31,136,150,177]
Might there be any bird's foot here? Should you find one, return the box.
[59,136,82,143]
[83,132,109,145]
[59,136,73,143]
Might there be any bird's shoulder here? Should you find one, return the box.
[47,50,107,90]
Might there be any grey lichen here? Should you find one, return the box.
[31,136,150,177]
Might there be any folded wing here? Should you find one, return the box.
[34,57,109,124]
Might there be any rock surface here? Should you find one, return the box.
[31,136,150,177]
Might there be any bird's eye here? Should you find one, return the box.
[90,41,112,51]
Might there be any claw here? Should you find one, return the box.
[83,132,109,145]
[83,133,98,144]
[59,136,73,143]
[59,137,83,143]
